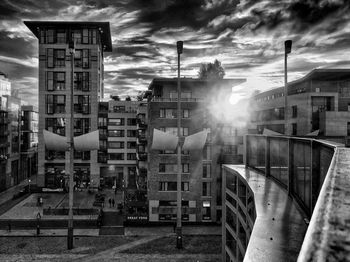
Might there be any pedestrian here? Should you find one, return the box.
[7,222,11,232]
[108,198,111,208]
[112,198,115,207]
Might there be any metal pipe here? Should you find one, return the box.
[67,42,75,250]
[176,41,183,249]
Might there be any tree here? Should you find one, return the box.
[110,95,120,101]
[198,59,225,80]
[136,91,145,101]
[125,96,131,101]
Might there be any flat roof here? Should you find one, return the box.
[24,21,112,52]
[148,77,246,90]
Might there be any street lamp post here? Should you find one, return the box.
[67,40,75,250]
[28,179,31,194]
[284,40,292,135]
[176,40,183,249]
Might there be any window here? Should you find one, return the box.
[202,182,211,196]
[56,29,66,43]
[127,142,136,149]
[74,118,90,136]
[74,95,90,114]
[108,130,124,137]
[74,150,90,160]
[109,153,124,160]
[162,127,188,136]
[203,145,211,160]
[46,29,55,43]
[46,95,65,114]
[98,117,107,128]
[45,118,65,135]
[202,200,211,220]
[74,72,90,91]
[109,118,124,126]
[82,28,89,44]
[159,163,189,173]
[127,118,137,126]
[72,29,82,44]
[159,182,189,191]
[74,49,89,68]
[54,49,65,67]
[127,153,137,160]
[47,72,65,91]
[222,145,237,155]
[292,106,298,118]
[113,106,125,112]
[127,130,137,137]
[292,123,297,135]
[108,141,124,149]
[159,109,190,118]
[47,49,54,68]
[203,164,211,178]
[348,122,350,136]
[170,92,192,100]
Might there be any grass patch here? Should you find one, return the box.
[120,235,221,254]
[0,236,140,255]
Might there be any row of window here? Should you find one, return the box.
[108,130,137,137]
[159,109,189,119]
[159,127,189,136]
[47,49,90,68]
[46,95,90,114]
[47,72,90,91]
[108,118,137,126]
[45,118,90,136]
[40,28,98,45]
[107,141,136,149]
[157,163,212,178]
[159,182,189,191]
[108,153,137,160]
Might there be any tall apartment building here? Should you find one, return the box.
[24,21,112,188]
[20,105,38,182]
[146,78,245,223]
[249,69,350,142]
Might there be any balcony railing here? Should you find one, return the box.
[245,134,350,261]
[151,97,203,102]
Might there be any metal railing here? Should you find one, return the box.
[246,135,335,217]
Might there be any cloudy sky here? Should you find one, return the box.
[0,0,350,105]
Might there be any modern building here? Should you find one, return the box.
[24,21,112,189]
[146,77,245,223]
[20,105,38,183]
[249,69,350,142]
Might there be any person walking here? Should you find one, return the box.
[108,198,112,208]
[112,198,115,208]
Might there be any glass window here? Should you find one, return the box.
[127,142,136,149]
[202,182,211,196]
[72,29,82,44]
[202,200,211,220]
[46,29,55,43]
[109,118,124,126]
[74,118,90,136]
[82,28,89,44]
[183,109,189,118]
[127,153,137,160]
[56,29,66,43]
[108,130,124,137]
[127,118,137,126]
[45,118,65,135]
[203,164,211,178]
[109,153,124,160]
[74,95,90,114]
[82,49,89,68]
[292,106,298,118]
[108,141,124,149]
[47,48,54,68]
[54,49,65,67]
[113,106,125,112]
[47,72,54,91]
[127,130,137,137]
[182,163,189,173]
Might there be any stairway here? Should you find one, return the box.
[99,211,124,235]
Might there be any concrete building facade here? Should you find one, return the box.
[24,21,112,188]
[146,78,245,223]
[249,69,350,142]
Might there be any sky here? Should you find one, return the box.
[0,0,350,105]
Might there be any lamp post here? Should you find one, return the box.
[28,179,31,194]
[67,40,75,250]
[284,40,292,135]
[176,40,183,249]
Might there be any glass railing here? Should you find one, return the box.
[246,134,335,217]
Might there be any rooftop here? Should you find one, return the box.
[23,21,112,52]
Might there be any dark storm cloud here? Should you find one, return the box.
[0,31,36,58]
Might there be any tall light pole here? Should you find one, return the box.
[284,40,292,135]
[67,40,75,250]
[176,40,183,249]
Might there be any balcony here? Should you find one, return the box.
[137,153,147,161]
[223,134,350,262]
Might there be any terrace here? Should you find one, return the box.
[223,135,350,261]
